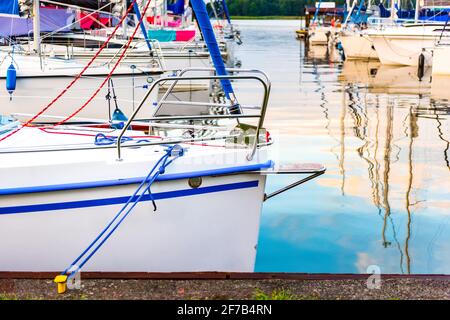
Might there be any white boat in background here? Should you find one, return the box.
[0,49,163,121]
[432,43,450,75]
[36,39,214,72]
[339,0,401,61]
[306,1,343,46]
[309,25,333,45]
[369,23,449,66]
[340,28,378,59]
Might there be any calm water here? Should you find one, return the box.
[232,20,450,274]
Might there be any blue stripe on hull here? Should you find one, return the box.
[0,180,259,215]
[0,161,273,196]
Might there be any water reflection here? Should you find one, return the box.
[339,61,449,274]
[233,20,450,274]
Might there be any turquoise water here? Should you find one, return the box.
[233,20,450,274]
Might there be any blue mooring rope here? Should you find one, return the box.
[61,144,185,279]
[94,133,134,145]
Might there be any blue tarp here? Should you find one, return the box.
[167,0,185,15]
[397,9,416,19]
[378,4,391,18]
[420,8,450,21]
[0,0,19,16]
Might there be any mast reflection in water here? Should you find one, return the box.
[231,20,450,274]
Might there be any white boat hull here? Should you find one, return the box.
[371,35,435,66]
[369,25,445,66]
[0,173,266,272]
[340,31,378,60]
[308,27,330,45]
[0,53,210,121]
[432,45,450,75]
[0,75,160,121]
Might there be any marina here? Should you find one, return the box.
[0,0,449,303]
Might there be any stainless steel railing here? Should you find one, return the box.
[116,68,271,161]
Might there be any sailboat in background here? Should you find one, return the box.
[368,0,450,66]
[4,1,219,72]
[339,0,379,60]
[307,1,345,46]
[0,0,164,121]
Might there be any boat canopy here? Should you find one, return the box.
[0,0,19,16]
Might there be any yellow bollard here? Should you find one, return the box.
[54,275,68,294]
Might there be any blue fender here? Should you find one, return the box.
[6,63,17,96]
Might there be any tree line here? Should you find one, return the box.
[226,0,345,16]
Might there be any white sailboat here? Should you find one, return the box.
[307,1,342,46]
[0,0,325,282]
[368,1,450,66]
[339,0,379,60]
[0,0,164,121]
[431,22,450,75]
[369,23,449,66]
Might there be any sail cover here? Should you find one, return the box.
[0,7,74,37]
[0,0,19,16]
[45,0,114,11]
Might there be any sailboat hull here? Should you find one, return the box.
[369,25,444,66]
[0,75,160,121]
[0,131,270,273]
[0,173,266,273]
[340,31,378,60]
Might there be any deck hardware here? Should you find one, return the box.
[261,163,326,201]
[54,274,68,294]
[188,177,203,189]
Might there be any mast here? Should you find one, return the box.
[133,0,152,50]
[343,0,358,28]
[122,0,128,37]
[162,0,167,27]
[312,0,323,24]
[221,0,232,26]
[210,0,220,21]
[414,0,420,22]
[390,0,397,21]
[33,0,41,55]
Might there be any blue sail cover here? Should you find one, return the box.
[190,0,234,99]
[0,0,19,16]
[167,0,185,15]
[378,4,391,18]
